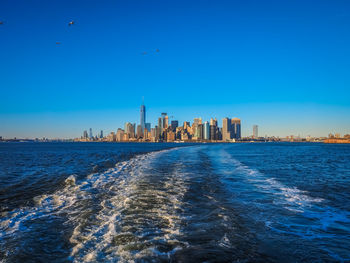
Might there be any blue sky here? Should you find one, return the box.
[0,0,349,138]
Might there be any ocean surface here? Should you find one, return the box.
[0,142,349,262]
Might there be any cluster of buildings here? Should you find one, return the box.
[76,103,242,142]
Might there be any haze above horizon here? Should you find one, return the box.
[1,0,349,138]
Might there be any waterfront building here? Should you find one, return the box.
[210,118,218,140]
[145,123,151,133]
[140,103,146,135]
[161,113,167,130]
[171,120,178,131]
[136,125,143,138]
[231,118,241,139]
[253,125,258,139]
[158,117,162,132]
[89,128,93,139]
[183,122,190,130]
[165,115,169,129]
[181,131,189,141]
[155,125,160,141]
[222,117,231,141]
[194,118,202,125]
[167,131,175,142]
[203,121,210,140]
[123,133,129,141]
[210,118,217,126]
[83,130,88,139]
[198,124,203,140]
[107,132,116,142]
[124,122,135,138]
[99,130,103,139]
[116,129,124,141]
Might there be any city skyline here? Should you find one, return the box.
[1,102,349,139]
[76,102,243,142]
[1,0,350,138]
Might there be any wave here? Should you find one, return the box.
[214,148,350,239]
[0,147,189,262]
[216,149,324,211]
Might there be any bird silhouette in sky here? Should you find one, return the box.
[56,42,61,45]
[68,21,74,26]
[0,21,4,25]
[156,48,160,52]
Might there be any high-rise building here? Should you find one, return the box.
[253,125,258,139]
[164,116,169,129]
[231,118,241,139]
[158,117,162,137]
[193,118,202,125]
[183,122,190,130]
[209,118,218,140]
[161,113,167,130]
[124,122,135,138]
[140,103,146,134]
[198,124,203,139]
[136,125,143,138]
[145,123,151,133]
[222,117,231,141]
[83,130,88,139]
[116,129,124,141]
[99,130,103,138]
[171,120,178,131]
[107,132,116,142]
[89,128,93,139]
[203,121,210,140]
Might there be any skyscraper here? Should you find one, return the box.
[222,117,231,141]
[253,125,258,139]
[89,128,93,139]
[137,125,143,138]
[158,117,162,134]
[171,120,178,131]
[124,122,135,138]
[140,103,146,134]
[210,118,218,140]
[145,123,151,133]
[164,115,169,129]
[231,118,241,139]
[161,113,167,130]
[203,121,210,140]
[99,130,103,139]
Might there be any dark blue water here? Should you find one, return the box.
[0,142,349,262]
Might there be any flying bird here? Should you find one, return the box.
[56,42,61,45]
[68,21,74,26]
[155,48,160,52]
[0,21,4,25]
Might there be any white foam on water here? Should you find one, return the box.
[0,148,189,262]
[215,148,350,247]
[66,148,188,262]
[217,149,324,212]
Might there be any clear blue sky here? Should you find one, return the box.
[1,0,349,138]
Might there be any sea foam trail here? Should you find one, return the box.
[212,147,350,240]
[0,148,188,262]
[215,148,324,212]
[68,148,189,262]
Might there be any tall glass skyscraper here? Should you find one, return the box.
[203,121,210,140]
[140,104,146,134]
